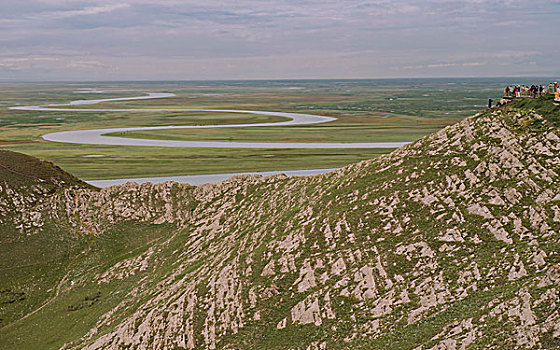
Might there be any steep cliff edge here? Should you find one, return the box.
[0,98,559,349]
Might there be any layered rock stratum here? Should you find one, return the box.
[0,99,559,349]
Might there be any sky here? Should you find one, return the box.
[1,0,559,81]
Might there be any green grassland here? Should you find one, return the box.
[3,143,390,180]
[0,219,178,348]
[0,79,516,180]
[108,117,444,143]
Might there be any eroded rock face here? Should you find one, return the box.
[6,107,560,349]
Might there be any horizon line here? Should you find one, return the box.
[1,75,559,84]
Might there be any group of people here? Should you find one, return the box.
[504,82,560,101]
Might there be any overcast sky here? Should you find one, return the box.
[1,0,559,81]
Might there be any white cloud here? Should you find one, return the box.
[48,3,130,18]
[67,60,117,71]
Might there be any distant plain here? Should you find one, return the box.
[0,79,536,180]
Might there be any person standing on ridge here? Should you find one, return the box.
[531,85,536,97]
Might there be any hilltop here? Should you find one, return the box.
[0,98,559,349]
[0,150,93,225]
[0,150,90,189]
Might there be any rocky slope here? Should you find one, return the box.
[0,150,92,226]
[0,99,559,349]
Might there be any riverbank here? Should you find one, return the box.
[86,168,337,187]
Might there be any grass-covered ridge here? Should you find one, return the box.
[508,94,560,126]
[0,150,90,189]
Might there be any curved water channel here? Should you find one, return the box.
[11,92,410,186]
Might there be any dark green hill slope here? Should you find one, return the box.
[0,151,98,338]
[0,99,559,350]
[0,150,90,189]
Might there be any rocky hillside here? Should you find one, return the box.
[0,99,559,349]
[0,150,93,225]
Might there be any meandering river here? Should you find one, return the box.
[11,92,408,186]
[11,92,409,149]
